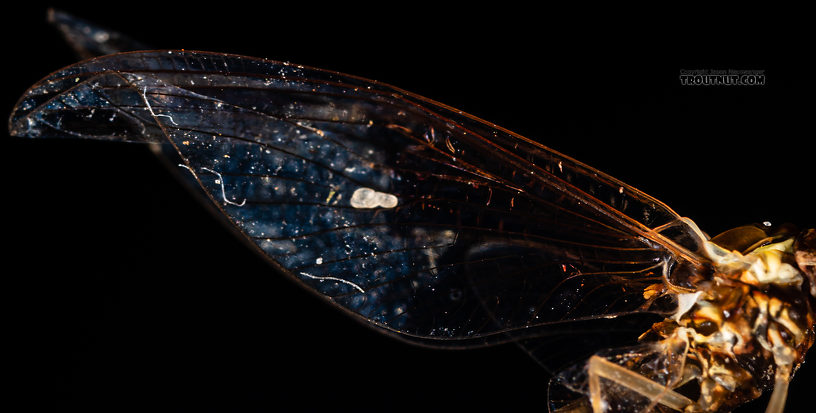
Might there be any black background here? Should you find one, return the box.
[5,4,813,413]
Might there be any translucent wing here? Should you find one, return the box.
[9,50,707,355]
[47,8,150,59]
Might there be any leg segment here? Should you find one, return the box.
[586,356,695,412]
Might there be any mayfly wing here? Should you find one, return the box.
[30,11,715,379]
[46,8,150,60]
[9,51,707,358]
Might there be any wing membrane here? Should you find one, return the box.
[9,50,705,347]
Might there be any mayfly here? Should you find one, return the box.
[9,10,815,413]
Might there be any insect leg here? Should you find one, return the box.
[764,365,790,413]
[585,356,695,412]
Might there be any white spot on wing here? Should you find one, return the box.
[350,187,398,209]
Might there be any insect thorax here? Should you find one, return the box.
[645,234,816,411]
